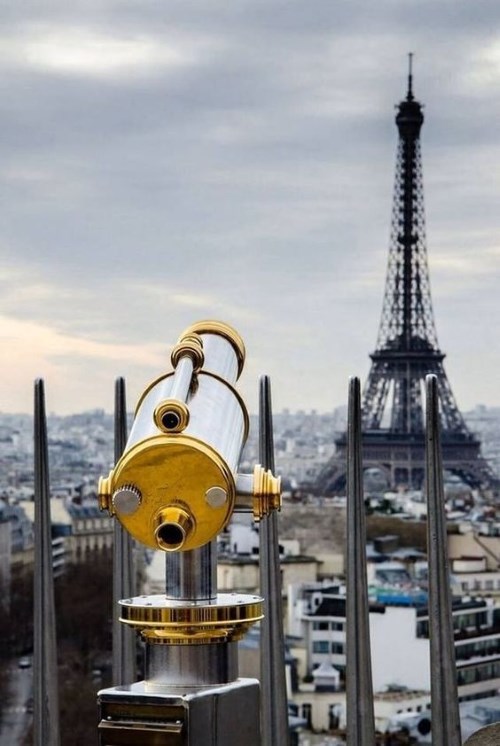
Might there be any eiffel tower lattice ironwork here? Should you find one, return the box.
[318,60,495,493]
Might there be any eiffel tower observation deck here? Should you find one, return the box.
[318,59,495,494]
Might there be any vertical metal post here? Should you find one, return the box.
[33,379,60,746]
[112,377,136,684]
[259,375,289,746]
[345,376,376,746]
[425,374,461,746]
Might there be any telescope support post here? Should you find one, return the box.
[99,532,261,744]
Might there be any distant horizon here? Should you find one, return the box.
[1,399,499,419]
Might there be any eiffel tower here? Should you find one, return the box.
[318,59,494,494]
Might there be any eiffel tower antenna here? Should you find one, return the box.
[317,61,494,493]
[407,52,414,100]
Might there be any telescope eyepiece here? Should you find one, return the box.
[157,523,184,550]
[154,506,194,552]
[162,411,180,431]
[154,400,190,434]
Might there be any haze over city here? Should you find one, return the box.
[1,1,500,415]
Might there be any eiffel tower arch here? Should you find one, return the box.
[318,60,495,495]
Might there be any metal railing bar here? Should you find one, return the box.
[425,374,462,746]
[259,374,290,746]
[112,377,136,685]
[33,379,60,746]
[346,376,376,745]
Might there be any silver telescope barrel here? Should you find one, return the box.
[168,355,194,404]
[126,322,246,469]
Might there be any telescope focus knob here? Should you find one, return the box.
[112,484,142,516]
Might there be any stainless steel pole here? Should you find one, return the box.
[165,541,217,601]
[112,377,135,685]
[345,376,376,745]
[425,374,461,746]
[259,374,289,746]
[33,379,60,746]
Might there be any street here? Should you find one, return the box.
[0,658,32,745]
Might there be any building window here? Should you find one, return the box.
[455,612,484,631]
[417,620,429,638]
[302,703,312,729]
[457,661,500,686]
[328,704,340,730]
[313,621,329,631]
[331,643,344,655]
[313,641,329,654]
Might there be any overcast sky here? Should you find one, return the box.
[1,1,500,415]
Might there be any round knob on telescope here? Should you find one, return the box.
[112,484,142,516]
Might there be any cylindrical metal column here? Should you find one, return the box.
[346,377,376,745]
[112,377,136,686]
[259,375,289,746]
[165,541,217,601]
[425,375,462,746]
[34,380,60,746]
[145,642,238,690]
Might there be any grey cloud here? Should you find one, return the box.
[0,1,499,412]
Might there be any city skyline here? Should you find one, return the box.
[1,2,500,415]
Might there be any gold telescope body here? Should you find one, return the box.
[98,321,280,553]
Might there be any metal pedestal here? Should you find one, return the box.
[98,550,263,745]
[98,678,260,746]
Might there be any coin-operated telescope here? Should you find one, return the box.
[97,321,281,746]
